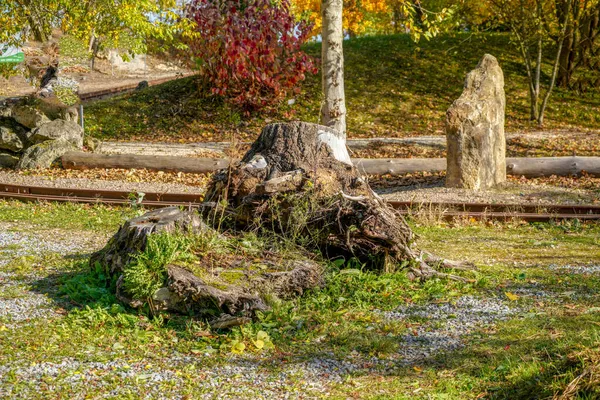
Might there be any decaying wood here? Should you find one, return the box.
[92,206,323,318]
[90,207,207,275]
[62,151,600,178]
[203,121,473,280]
[61,151,228,173]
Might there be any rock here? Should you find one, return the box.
[11,104,51,129]
[0,117,28,152]
[83,136,101,152]
[60,106,79,123]
[30,119,83,148]
[136,81,149,90]
[446,54,506,190]
[108,50,146,72]
[0,99,13,118]
[15,139,76,169]
[0,151,19,168]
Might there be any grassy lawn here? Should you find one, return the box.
[85,32,600,144]
[1,201,600,398]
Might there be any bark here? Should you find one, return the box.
[320,0,347,138]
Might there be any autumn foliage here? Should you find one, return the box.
[187,0,317,111]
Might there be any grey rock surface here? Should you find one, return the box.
[0,117,27,152]
[0,151,19,168]
[446,54,506,190]
[30,119,83,148]
[11,104,51,129]
[16,139,75,169]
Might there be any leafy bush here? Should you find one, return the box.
[187,0,317,111]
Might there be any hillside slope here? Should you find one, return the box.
[85,33,600,143]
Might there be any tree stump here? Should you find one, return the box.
[91,206,323,320]
[203,121,470,279]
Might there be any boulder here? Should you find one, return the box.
[61,106,79,123]
[0,118,28,152]
[15,139,76,169]
[0,151,19,168]
[446,54,506,190]
[11,104,51,129]
[30,119,83,148]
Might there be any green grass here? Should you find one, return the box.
[0,200,138,231]
[2,201,600,398]
[85,32,600,143]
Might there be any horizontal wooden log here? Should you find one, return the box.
[62,151,228,173]
[61,152,600,178]
[354,158,447,175]
[505,156,600,178]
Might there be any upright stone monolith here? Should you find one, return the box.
[446,54,506,190]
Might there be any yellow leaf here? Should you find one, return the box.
[257,330,269,341]
[505,292,519,301]
[231,341,246,354]
[413,366,423,372]
[254,339,265,350]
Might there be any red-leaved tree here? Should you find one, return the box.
[187,0,317,111]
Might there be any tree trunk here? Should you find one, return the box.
[320,0,347,138]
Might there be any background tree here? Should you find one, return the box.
[61,0,192,71]
[293,0,456,38]
[555,0,600,89]
[0,0,61,45]
[491,0,573,127]
[321,0,347,137]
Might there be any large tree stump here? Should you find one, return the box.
[203,121,469,279]
[91,207,322,320]
[446,54,506,190]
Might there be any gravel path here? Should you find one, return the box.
[381,295,519,365]
[378,181,600,205]
[549,264,600,274]
[0,170,202,194]
[98,129,600,155]
[0,228,96,327]
[0,356,354,399]
[0,220,592,398]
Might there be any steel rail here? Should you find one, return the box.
[1,182,599,221]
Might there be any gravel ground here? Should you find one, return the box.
[378,180,600,205]
[549,264,600,274]
[0,221,589,398]
[0,356,357,399]
[381,296,520,365]
[0,229,96,327]
[0,170,202,194]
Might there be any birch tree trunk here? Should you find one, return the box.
[320,0,347,139]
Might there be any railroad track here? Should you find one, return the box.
[1,182,599,222]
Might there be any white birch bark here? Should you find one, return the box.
[320,0,347,139]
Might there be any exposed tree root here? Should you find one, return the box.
[203,121,473,280]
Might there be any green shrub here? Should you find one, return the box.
[122,233,191,301]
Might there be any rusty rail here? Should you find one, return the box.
[1,182,599,221]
